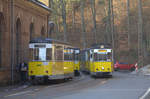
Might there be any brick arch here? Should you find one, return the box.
[0,12,5,68]
[41,25,46,37]
[16,18,22,64]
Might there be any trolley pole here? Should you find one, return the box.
[10,0,14,85]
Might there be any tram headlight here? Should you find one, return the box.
[45,71,48,73]
[102,67,104,70]
[64,67,68,69]
[30,71,33,74]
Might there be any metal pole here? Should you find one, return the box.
[10,0,14,85]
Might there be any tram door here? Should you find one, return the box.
[52,45,64,76]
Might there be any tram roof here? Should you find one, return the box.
[72,48,80,50]
[29,37,71,45]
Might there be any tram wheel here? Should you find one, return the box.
[30,79,38,85]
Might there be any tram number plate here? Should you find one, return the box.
[98,50,107,52]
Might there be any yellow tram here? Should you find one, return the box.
[81,44,114,77]
[73,48,80,76]
[28,38,74,83]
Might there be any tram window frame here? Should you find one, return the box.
[94,53,108,61]
[46,48,52,60]
[34,48,39,60]
[31,48,47,61]
[107,52,112,61]
[64,53,73,61]
[74,54,79,61]
[29,48,34,61]
[54,45,63,61]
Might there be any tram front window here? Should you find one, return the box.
[75,54,79,61]
[34,48,46,61]
[94,53,112,61]
[29,48,52,61]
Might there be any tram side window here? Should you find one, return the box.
[75,54,79,61]
[70,54,73,61]
[29,48,34,61]
[107,52,112,61]
[64,54,73,61]
[34,48,39,60]
[54,46,63,61]
[46,48,52,60]
[56,50,63,60]
[64,54,69,60]
[94,53,98,61]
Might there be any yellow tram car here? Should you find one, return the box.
[73,48,80,76]
[81,44,114,77]
[28,38,74,83]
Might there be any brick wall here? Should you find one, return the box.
[0,0,49,85]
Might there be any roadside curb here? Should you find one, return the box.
[144,74,150,76]
[140,88,150,99]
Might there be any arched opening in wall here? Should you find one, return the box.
[30,23,34,40]
[48,21,55,38]
[0,12,5,68]
[16,18,21,65]
[41,26,45,38]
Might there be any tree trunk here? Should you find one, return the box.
[127,0,130,49]
[80,0,86,49]
[109,0,115,61]
[90,0,97,44]
[72,3,75,30]
[108,0,112,44]
[109,0,115,50]
[60,0,67,42]
[127,0,131,63]
[137,0,143,67]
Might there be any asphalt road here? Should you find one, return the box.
[1,71,150,99]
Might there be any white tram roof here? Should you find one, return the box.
[29,37,71,45]
[29,38,80,49]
